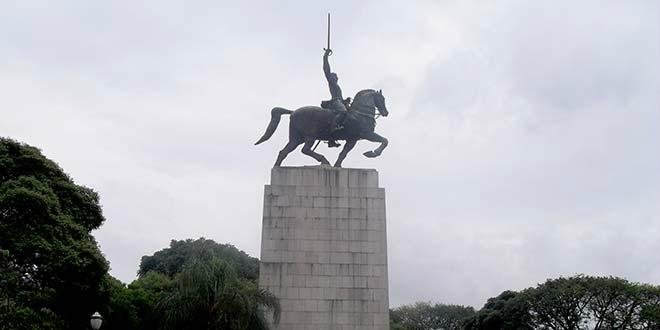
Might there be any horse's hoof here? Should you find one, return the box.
[363,151,378,158]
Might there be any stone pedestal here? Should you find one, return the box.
[259,166,390,330]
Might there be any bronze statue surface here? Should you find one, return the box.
[255,15,389,167]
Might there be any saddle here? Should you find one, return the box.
[321,98,351,112]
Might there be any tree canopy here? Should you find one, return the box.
[465,275,660,330]
[463,290,532,330]
[159,258,279,330]
[97,272,173,330]
[390,301,476,330]
[0,137,109,329]
[100,238,275,330]
[138,238,259,281]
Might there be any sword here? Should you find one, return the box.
[325,13,332,56]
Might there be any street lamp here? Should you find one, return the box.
[90,312,103,330]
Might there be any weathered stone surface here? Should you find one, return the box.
[260,166,389,330]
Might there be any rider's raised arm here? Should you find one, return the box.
[323,50,343,99]
[323,50,333,81]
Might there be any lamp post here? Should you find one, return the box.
[90,312,103,330]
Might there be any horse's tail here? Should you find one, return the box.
[254,107,293,145]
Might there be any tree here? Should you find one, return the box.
[463,291,532,330]
[0,138,109,329]
[390,301,476,330]
[97,276,141,330]
[139,238,259,281]
[465,275,660,330]
[125,271,174,329]
[526,276,660,329]
[524,276,593,329]
[97,241,277,330]
[98,272,173,330]
[588,277,660,329]
[159,258,280,330]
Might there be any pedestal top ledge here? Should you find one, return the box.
[271,166,379,188]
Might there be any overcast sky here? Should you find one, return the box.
[1,0,659,308]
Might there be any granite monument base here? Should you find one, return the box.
[259,166,390,330]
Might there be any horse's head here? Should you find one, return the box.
[375,89,388,117]
[353,89,389,117]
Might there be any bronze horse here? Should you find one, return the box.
[255,89,389,167]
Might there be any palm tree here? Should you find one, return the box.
[158,258,279,330]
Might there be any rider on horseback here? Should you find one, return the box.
[321,48,351,148]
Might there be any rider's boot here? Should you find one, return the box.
[327,112,347,148]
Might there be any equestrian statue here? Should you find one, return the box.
[254,14,389,167]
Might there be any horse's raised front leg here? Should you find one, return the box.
[301,138,330,165]
[362,132,388,158]
[334,139,357,167]
[275,138,302,166]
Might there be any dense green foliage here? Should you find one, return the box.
[100,239,276,330]
[464,275,660,330]
[393,276,660,330]
[462,291,532,330]
[160,258,279,330]
[390,302,476,330]
[0,138,109,329]
[97,272,173,330]
[139,238,259,281]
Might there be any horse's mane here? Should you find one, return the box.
[353,89,376,100]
